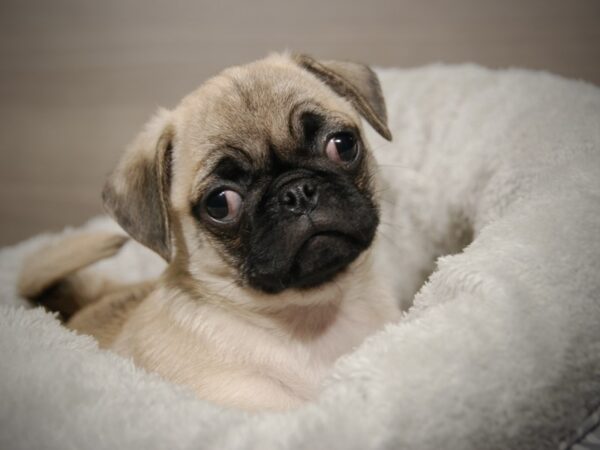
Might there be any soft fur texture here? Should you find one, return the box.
[1,64,600,449]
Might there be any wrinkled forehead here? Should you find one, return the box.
[175,61,359,166]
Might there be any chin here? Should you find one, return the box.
[287,232,368,289]
[243,248,375,308]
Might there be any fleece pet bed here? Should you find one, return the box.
[1,64,600,450]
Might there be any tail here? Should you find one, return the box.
[18,232,129,320]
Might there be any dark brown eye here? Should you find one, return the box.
[205,189,242,221]
[325,132,358,163]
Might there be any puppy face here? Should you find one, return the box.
[103,54,391,296]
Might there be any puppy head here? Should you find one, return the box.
[103,53,391,295]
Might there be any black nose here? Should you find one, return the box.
[279,178,319,214]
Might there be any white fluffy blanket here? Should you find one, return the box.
[1,65,600,450]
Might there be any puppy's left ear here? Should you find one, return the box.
[294,54,392,141]
[102,109,174,261]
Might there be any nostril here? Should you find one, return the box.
[302,183,316,198]
[278,178,319,213]
[282,191,297,207]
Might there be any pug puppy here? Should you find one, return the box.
[19,53,400,411]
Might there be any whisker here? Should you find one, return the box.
[377,229,406,253]
[332,279,344,298]
[372,185,395,197]
[377,198,396,207]
[203,278,238,301]
[375,163,414,169]
[380,221,407,230]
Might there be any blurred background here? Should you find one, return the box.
[1,0,599,246]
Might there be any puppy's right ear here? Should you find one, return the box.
[293,54,392,141]
[102,109,174,261]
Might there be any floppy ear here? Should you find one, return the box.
[293,54,392,141]
[102,109,174,261]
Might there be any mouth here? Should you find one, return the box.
[252,230,360,293]
[284,229,366,290]
[244,224,373,294]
